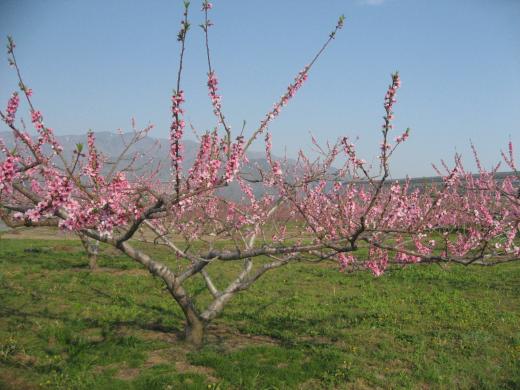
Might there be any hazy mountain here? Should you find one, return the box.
[0,131,279,200]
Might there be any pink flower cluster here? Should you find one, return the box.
[84,131,102,183]
[280,68,308,108]
[341,137,365,168]
[59,173,134,235]
[170,90,185,168]
[238,179,260,223]
[384,72,401,116]
[0,155,19,193]
[224,137,244,183]
[207,71,222,120]
[394,251,421,263]
[264,133,283,185]
[258,67,309,135]
[23,172,73,223]
[377,72,402,160]
[188,131,222,188]
[395,128,410,144]
[337,253,355,271]
[31,109,62,152]
[366,247,388,277]
[5,92,19,125]
[501,140,516,171]
[202,1,213,11]
[31,110,43,130]
[272,225,287,243]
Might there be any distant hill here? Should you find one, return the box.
[1,131,516,203]
[0,131,281,200]
[1,131,262,176]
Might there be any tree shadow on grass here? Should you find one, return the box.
[1,240,140,272]
[87,286,178,318]
[0,303,185,343]
[1,250,86,271]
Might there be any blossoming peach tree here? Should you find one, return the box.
[1,2,519,346]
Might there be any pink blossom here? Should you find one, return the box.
[382,72,401,129]
[0,155,19,193]
[4,92,19,125]
[30,109,63,152]
[84,131,103,184]
[170,90,185,172]
[224,137,244,183]
[338,253,355,271]
[258,67,309,135]
[207,71,222,121]
[31,110,43,129]
[366,247,388,276]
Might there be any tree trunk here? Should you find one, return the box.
[116,241,208,346]
[87,241,99,269]
[185,317,206,347]
[87,249,98,270]
[79,233,99,270]
[168,282,207,347]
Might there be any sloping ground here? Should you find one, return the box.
[0,227,77,240]
[0,238,518,389]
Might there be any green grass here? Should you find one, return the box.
[0,237,518,389]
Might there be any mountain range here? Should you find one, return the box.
[0,130,280,201]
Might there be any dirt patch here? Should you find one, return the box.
[144,347,219,382]
[146,349,171,366]
[300,379,326,389]
[205,324,280,351]
[11,352,38,366]
[112,347,219,383]
[92,362,117,375]
[0,369,39,390]
[80,327,105,343]
[114,367,141,380]
[175,359,218,382]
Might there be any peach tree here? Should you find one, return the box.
[1,2,518,345]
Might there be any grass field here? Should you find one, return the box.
[0,234,519,389]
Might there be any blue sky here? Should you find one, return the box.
[1,0,519,178]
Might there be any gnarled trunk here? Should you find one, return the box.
[184,315,206,347]
[176,293,207,347]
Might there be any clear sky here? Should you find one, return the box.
[1,0,519,178]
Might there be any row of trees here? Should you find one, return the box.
[1,2,518,345]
